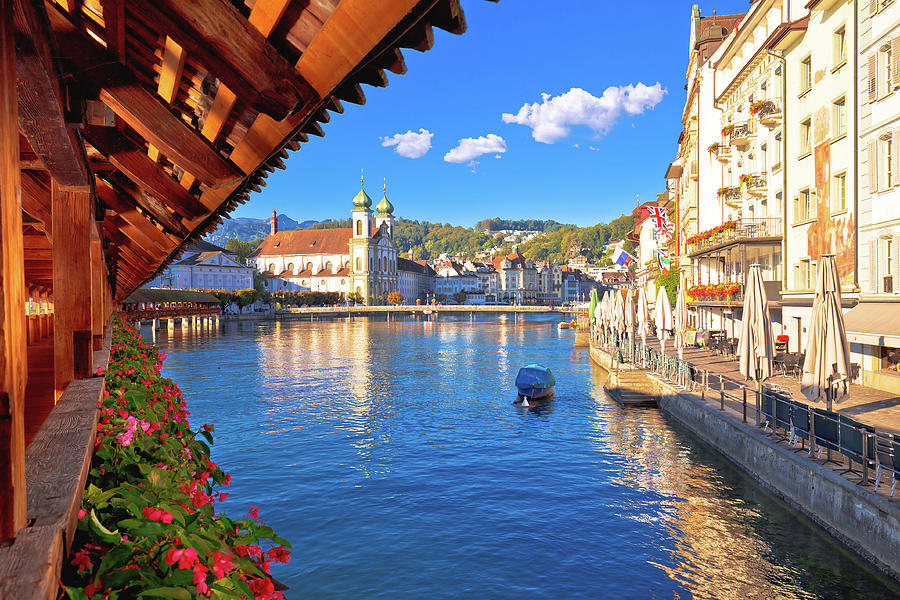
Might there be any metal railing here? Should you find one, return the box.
[688,217,782,254]
[590,333,900,494]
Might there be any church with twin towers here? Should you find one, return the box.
[250,178,400,303]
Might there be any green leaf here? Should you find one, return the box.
[138,587,192,600]
[89,509,122,543]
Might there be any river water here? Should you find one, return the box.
[153,314,899,599]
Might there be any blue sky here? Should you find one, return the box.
[231,0,750,228]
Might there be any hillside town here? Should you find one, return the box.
[145,181,632,306]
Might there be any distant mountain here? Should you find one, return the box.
[204,214,321,244]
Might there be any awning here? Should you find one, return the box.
[844,301,900,347]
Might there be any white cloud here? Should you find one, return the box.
[501,84,666,144]
[443,134,507,164]
[380,128,433,158]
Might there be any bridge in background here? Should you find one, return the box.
[278,304,584,317]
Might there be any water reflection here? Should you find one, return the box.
[155,315,899,599]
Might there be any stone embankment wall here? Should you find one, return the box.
[590,345,900,582]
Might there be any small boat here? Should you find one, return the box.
[515,364,556,401]
[557,321,572,330]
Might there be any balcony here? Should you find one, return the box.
[718,185,742,207]
[753,98,782,128]
[742,173,767,197]
[726,122,754,147]
[713,144,733,163]
[687,280,782,306]
[686,217,782,256]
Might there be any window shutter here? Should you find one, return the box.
[894,236,900,293]
[870,0,878,15]
[894,130,900,186]
[870,240,879,292]
[895,38,900,87]
[869,140,879,192]
[869,54,878,101]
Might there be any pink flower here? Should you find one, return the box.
[116,430,133,447]
[193,563,210,595]
[139,419,151,433]
[247,505,259,520]
[164,546,199,570]
[78,508,87,519]
[209,552,235,579]
[267,545,291,564]
[248,577,275,599]
[71,548,92,573]
[141,506,174,523]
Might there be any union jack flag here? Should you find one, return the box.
[644,206,668,231]
[661,220,676,240]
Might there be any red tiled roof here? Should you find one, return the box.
[250,228,352,257]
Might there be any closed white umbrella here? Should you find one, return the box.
[738,264,774,381]
[613,290,626,336]
[800,255,851,410]
[655,287,673,356]
[624,288,635,337]
[674,287,688,360]
[637,286,650,347]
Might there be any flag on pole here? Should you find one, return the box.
[657,250,672,274]
[644,206,668,230]
[661,220,676,240]
[612,246,634,267]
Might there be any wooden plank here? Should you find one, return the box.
[84,126,206,219]
[248,0,291,38]
[97,184,174,255]
[91,227,102,349]
[0,524,63,599]
[51,182,92,400]
[20,171,52,242]
[180,83,237,191]
[100,0,125,63]
[0,0,27,542]
[45,4,244,188]
[104,173,190,238]
[148,36,186,163]
[127,0,315,119]
[12,0,90,188]
[294,0,420,96]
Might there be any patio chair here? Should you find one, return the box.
[773,352,789,375]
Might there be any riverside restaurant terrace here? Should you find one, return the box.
[0,0,487,595]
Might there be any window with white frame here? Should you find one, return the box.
[773,131,782,168]
[800,56,812,93]
[881,236,895,293]
[800,119,811,155]
[833,96,846,138]
[834,26,846,67]
[794,188,813,223]
[884,44,894,97]
[883,134,894,188]
[833,172,847,212]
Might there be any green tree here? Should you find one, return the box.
[387,291,404,305]
[348,291,364,305]
[655,270,679,306]
[224,237,260,264]
[452,290,467,304]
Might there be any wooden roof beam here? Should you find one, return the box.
[128,0,317,120]
[429,0,466,35]
[83,126,207,220]
[95,179,176,255]
[399,22,434,53]
[45,4,244,189]
[99,0,125,63]
[104,173,190,238]
[248,0,291,38]
[20,171,52,242]
[147,36,186,163]
[13,0,90,188]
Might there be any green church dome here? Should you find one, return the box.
[376,190,394,215]
[352,186,372,209]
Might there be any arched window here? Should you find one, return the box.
[306,262,313,271]
[268,263,275,272]
[355,257,361,271]
[286,263,294,273]
[356,220,362,235]
[325,261,333,271]
[344,260,350,269]
[370,257,374,271]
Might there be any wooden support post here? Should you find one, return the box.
[51,182,92,398]
[0,0,27,540]
[90,226,103,350]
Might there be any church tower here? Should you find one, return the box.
[375,181,395,237]
[349,174,374,303]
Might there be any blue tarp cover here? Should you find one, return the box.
[515,365,556,390]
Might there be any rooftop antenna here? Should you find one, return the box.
[383,177,387,193]
[360,168,364,187]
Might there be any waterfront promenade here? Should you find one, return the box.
[590,338,900,582]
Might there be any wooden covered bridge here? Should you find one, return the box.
[0,0,486,593]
